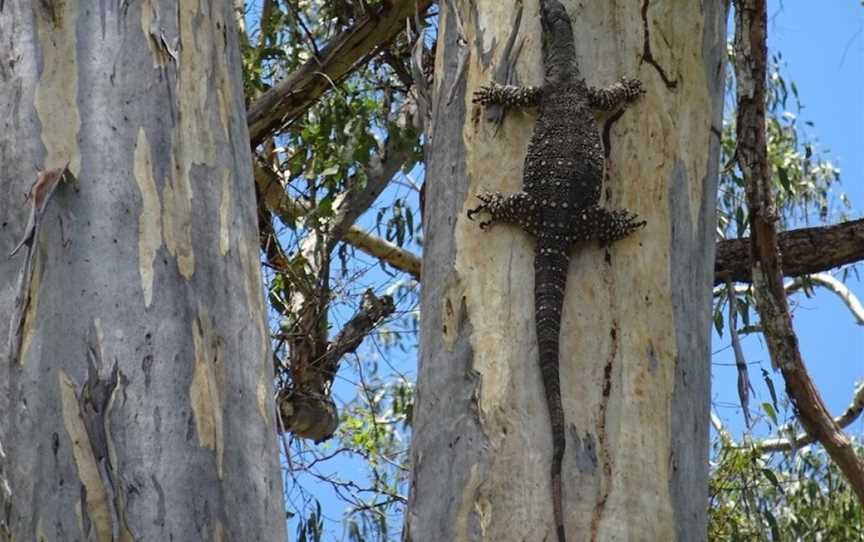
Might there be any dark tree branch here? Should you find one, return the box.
[726,279,752,428]
[276,290,395,443]
[247,0,435,147]
[256,163,421,278]
[734,0,864,503]
[315,289,396,392]
[253,142,421,279]
[714,218,864,285]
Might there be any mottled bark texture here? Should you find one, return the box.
[406,1,726,540]
[0,1,285,540]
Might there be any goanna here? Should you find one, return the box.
[467,1,645,541]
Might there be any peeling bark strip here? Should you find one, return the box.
[0,2,285,539]
[57,321,134,541]
[133,128,163,308]
[733,0,864,503]
[7,165,72,365]
[59,369,114,542]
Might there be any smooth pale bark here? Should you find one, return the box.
[406,1,725,540]
[0,2,285,540]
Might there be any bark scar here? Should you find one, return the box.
[640,0,678,90]
[443,0,470,105]
[589,322,618,541]
[78,325,133,540]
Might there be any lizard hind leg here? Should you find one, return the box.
[467,191,539,235]
[569,204,646,243]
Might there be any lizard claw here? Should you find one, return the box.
[478,220,492,231]
[472,83,498,106]
[620,77,645,101]
[467,204,487,221]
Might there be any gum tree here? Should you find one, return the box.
[0,2,284,538]
[406,1,726,539]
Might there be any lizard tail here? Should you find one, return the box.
[534,248,568,542]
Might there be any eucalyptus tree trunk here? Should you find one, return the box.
[0,2,285,540]
[407,1,726,540]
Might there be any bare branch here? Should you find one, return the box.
[343,227,421,279]
[247,0,435,147]
[254,152,420,279]
[710,410,734,445]
[734,0,864,502]
[720,272,864,325]
[786,273,864,325]
[255,140,420,280]
[316,289,396,392]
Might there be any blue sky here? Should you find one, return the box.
[273,1,864,539]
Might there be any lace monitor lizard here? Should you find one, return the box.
[467,1,645,540]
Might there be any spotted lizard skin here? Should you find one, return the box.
[467,2,645,540]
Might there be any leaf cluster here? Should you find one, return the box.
[710,440,864,541]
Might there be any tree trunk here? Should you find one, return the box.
[0,2,285,540]
[406,1,726,540]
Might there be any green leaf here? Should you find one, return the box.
[714,308,725,337]
[762,402,778,426]
[735,206,746,236]
[736,297,750,328]
[764,508,781,540]
[761,468,784,494]
[777,166,792,194]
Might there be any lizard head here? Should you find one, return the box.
[540,0,579,84]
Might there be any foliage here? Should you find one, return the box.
[710,438,864,541]
[239,1,425,538]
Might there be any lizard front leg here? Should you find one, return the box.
[587,77,644,111]
[569,204,646,243]
[467,191,539,235]
[473,82,542,109]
